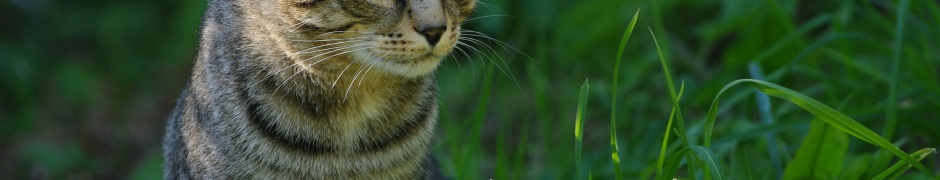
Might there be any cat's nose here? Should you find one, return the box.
[417,26,446,47]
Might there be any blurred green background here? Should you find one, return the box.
[2,0,938,179]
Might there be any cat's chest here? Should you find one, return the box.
[335,92,390,138]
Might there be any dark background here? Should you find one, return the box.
[2,0,938,179]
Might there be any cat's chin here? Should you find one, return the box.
[352,52,443,78]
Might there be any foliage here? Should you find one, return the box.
[2,0,939,179]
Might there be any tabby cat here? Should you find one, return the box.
[163,0,475,179]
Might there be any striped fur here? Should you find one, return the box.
[164,0,475,179]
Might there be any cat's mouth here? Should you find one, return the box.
[372,49,435,61]
[388,53,442,64]
[351,48,446,77]
[345,28,458,78]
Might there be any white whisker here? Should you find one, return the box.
[455,41,490,73]
[330,62,356,90]
[460,30,536,61]
[475,1,503,12]
[343,51,375,101]
[452,44,477,72]
[291,39,369,55]
[287,18,314,33]
[445,53,465,77]
[458,35,526,96]
[462,14,513,25]
[254,37,366,82]
[459,36,510,72]
[457,40,507,75]
[251,43,366,89]
[345,51,392,99]
[270,44,373,93]
[288,36,371,42]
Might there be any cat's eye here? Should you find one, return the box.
[339,0,390,20]
[293,0,320,8]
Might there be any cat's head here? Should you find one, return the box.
[264,0,476,78]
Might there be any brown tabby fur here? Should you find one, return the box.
[163,0,475,179]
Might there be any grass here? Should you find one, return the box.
[4,0,940,179]
[608,9,641,180]
[437,0,939,179]
[575,79,589,180]
[577,12,936,179]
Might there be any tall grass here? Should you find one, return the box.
[575,79,589,180]
[5,0,940,178]
[433,0,940,179]
[650,20,936,179]
[608,9,640,180]
[600,8,935,180]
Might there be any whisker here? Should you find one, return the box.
[456,41,492,73]
[460,30,537,62]
[458,38,509,76]
[459,36,525,96]
[266,44,372,93]
[254,43,363,84]
[452,44,477,72]
[459,36,508,69]
[475,1,504,12]
[445,53,466,77]
[287,18,314,33]
[254,38,367,80]
[251,44,353,89]
[343,51,376,101]
[357,64,376,88]
[462,14,513,25]
[291,39,370,55]
[346,51,392,99]
[313,30,370,39]
[305,45,373,66]
[288,37,371,42]
[330,62,356,91]
[323,46,382,92]
[273,45,375,94]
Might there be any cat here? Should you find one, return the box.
[163,0,475,178]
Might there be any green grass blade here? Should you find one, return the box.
[589,169,593,180]
[656,81,684,178]
[673,128,692,150]
[748,62,783,178]
[703,92,718,147]
[659,148,691,180]
[456,62,496,179]
[695,154,713,180]
[750,15,831,63]
[884,0,909,143]
[873,148,937,180]
[649,27,687,142]
[782,119,848,179]
[705,79,932,175]
[609,9,640,180]
[657,145,724,180]
[575,79,590,180]
[690,146,726,180]
[744,150,753,180]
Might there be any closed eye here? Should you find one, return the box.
[293,0,320,8]
[340,1,391,20]
[302,22,356,32]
